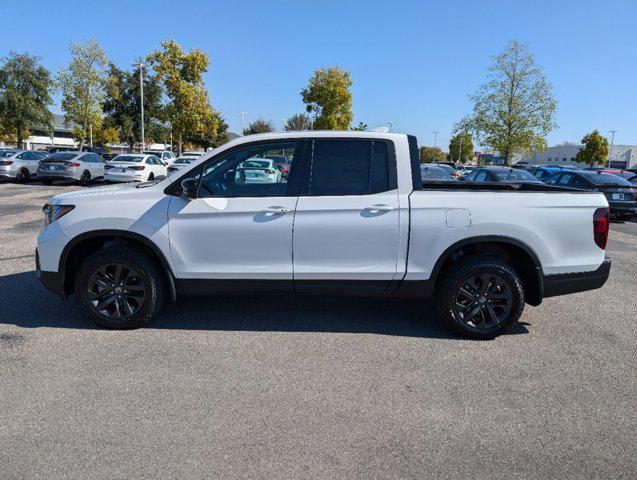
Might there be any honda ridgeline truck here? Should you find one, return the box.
[36,132,611,339]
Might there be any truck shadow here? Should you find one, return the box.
[0,271,528,339]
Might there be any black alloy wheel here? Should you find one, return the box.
[17,168,29,183]
[452,273,513,329]
[79,170,91,186]
[86,263,146,321]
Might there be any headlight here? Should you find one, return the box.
[42,204,75,226]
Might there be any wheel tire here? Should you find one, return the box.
[41,178,53,185]
[74,246,166,329]
[79,170,91,186]
[435,256,525,339]
[16,168,30,183]
[147,172,155,181]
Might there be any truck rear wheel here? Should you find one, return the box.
[435,256,525,339]
[74,246,165,329]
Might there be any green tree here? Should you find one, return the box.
[284,113,311,131]
[58,39,109,150]
[457,40,557,165]
[449,132,474,163]
[185,110,229,150]
[351,121,368,131]
[575,130,609,167]
[243,118,274,135]
[0,52,54,148]
[301,66,353,130]
[148,39,219,154]
[103,62,164,151]
[420,146,447,163]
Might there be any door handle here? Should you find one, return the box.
[261,206,291,214]
[364,204,395,212]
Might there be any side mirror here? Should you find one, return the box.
[181,178,198,199]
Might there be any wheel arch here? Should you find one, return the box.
[430,235,544,306]
[59,229,177,301]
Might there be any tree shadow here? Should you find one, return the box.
[0,270,481,339]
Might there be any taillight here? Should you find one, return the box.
[0,161,13,165]
[265,169,275,174]
[64,162,80,167]
[593,207,610,250]
[128,166,145,171]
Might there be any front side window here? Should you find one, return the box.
[197,141,299,198]
[474,170,488,182]
[309,139,393,196]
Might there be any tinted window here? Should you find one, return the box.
[581,172,633,186]
[474,170,488,182]
[492,169,538,182]
[309,140,392,196]
[46,152,77,161]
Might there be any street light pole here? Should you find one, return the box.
[608,130,618,167]
[432,131,439,162]
[240,111,248,135]
[133,62,146,152]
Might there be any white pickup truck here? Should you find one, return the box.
[36,132,611,339]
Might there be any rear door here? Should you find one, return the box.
[292,138,400,294]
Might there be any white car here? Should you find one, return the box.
[235,158,282,183]
[37,151,107,186]
[104,154,168,183]
[143,150,175,165]
[36,132,611,339]
[0,149,48,182]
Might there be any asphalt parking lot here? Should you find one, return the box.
[0,181,635,479]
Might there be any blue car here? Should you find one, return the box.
[530,166,569,182]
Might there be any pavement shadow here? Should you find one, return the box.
[0,270,466,339]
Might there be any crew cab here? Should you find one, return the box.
[36,132,611,339]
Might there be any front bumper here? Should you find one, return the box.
[542,258,611,298]
[35,249,66,297]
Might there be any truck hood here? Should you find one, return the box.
[49,182,163,204]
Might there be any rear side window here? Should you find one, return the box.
[309,139,395,196]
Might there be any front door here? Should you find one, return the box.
[167,140,304,293]
[292,138,400,295]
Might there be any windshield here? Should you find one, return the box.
[45,152,76,161]
[113,155,144,163]
[421,166,454,179]
[493,169,539,181]
[239,159,271,169]
[0,150,18,158]
[583,172,634,186]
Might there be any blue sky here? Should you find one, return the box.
[2,0,636,150]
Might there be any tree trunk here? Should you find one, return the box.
[16,123,23,149]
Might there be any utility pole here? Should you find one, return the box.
[432,131,439,162]
[240,111,248,135]
[608,130,618,167]
[89,123,93,148]
[132,62,146,152]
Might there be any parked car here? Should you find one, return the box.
[464,166,543,184]
[104,154,168,183]
[143,150,175,165]
[598,169,635,180]
[454,164,474,177]
[628,174,637,185]
[37,151,106,186]
[545,170,637,220]
[235,158,282,183]
[0,149,48,182]
[429,163,459,178]
[36,132,611,339]
[530,166,569,182]
[420,164,456,182]
[182,151,204,157]
[167,156,198,176]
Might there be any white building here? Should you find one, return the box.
[523,143,637,169]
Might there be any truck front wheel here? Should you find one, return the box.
[435,256,525,339]
[74,246,165,329]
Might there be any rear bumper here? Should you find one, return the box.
[542,258,611,298]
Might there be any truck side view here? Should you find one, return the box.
[36,132,611,339]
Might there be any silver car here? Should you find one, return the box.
[37,151,107,186]
[0,150,48,182]
[167,156,198,176]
